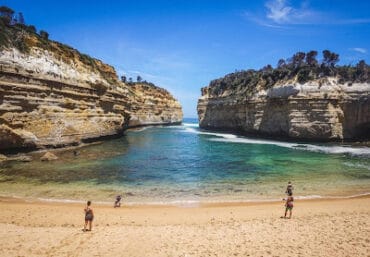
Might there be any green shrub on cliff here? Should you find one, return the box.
[0,18,7,47]
[39,30,49,40]
[207,50,370,97]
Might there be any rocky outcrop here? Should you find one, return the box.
[0,46,182,152]
[40,151,58,161]
[198,79,370,141]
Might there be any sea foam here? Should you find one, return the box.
[182,123,199,128]
[184,127,237,139]
[184,127,370,157]
[211,137,370,157]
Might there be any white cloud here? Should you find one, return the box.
[244,11,287,28]
[264,0,318,24]
[265,0,292,23]
[245,0,370,28]
[350,48,368,54]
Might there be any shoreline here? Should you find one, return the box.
[1,194,369,256]
[1,192,370,208]
[0,192,370,208]
[1,190,370,208]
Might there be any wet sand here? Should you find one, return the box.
[0,196,369,257]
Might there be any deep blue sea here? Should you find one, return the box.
[1,118,370,205]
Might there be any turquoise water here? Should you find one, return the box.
[0,118,370,204]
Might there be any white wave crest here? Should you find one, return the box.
[198,135,370,156]
[343,162,370,170]
[183,127,370,156]
[184,127,238,139]
[183,123,199,128]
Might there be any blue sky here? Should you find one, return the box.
[2,0,370,118]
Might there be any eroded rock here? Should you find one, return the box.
[0,46,182,151]
[198,82,370,141]
[40,152,58,161]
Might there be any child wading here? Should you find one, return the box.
[83,201,94,232]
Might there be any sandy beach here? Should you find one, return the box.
[0,196,369,257]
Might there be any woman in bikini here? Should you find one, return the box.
[283,192,294,219]
[83,200,94,231]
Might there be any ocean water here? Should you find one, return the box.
[0,118,369,205]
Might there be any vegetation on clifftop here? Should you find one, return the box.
[0,6,119,84]
[206,50,369,97]
[120,75,170,95]
[0,5,169,99]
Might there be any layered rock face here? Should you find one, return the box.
[0,47,182,151]
[198,79,370,141]
[128,83,183,127]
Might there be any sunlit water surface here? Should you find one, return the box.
[1,118,369,205]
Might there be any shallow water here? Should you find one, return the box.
[1,118,369,205]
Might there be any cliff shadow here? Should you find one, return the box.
[257,98,291,138]
[342,96,370,140]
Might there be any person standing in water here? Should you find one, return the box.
[83,200,94,232]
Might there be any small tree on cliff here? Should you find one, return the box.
[39,30,49,40]
[120,75,127,83]
[306,50,318,67]
[0,6,14,25]
[27,25,37,34]
[17,12,25,25]
[136,75,142,83]
[291,52,306,69]
[277,59,286,68]
[356,60,368,82]
[322,50,339,67]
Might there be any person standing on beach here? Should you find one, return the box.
[283,193,294,219]
[285,181,293,195]
[83,201,94,232]
[114,195,122,208]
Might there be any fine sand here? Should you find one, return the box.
[0,196,369,257]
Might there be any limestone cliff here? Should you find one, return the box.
[0,33,182,151]
[198,77,370,141]
[128,83,183,127]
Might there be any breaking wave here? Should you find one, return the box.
[184,127,370,157]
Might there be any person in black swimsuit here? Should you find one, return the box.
[83,200,94,232]
[114,195,122,208]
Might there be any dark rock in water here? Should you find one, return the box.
[40,152,58,161]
